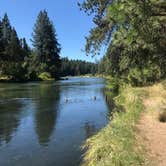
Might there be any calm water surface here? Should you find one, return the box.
[0,77,110,166]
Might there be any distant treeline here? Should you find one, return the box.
[60,57,97,76]
[0,11,97,82]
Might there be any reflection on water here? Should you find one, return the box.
[34,85,60,146]
[0,100,23,144]
[0,77,111,166]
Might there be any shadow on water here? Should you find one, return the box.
[104,87,125,120]
[34,84,60,146]
[0,100,23,145]
[84,122,96,139]
[0,82,61,147]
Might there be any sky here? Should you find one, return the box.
[0,0,104,62]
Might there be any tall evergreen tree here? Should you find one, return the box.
[9,28,22,61]
[2,13,11,45]
[0,20,3,60]
[0,14,28,81]
[1,13,12,61]
[20,37,31,59]
[32,10,61,78]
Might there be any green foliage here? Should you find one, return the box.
[82,85,148,166]
[0,11,62,82]
[128,64,161,86]
[128,68,143,86]
[105,77,119,93]
[32,10,61,78]
[80,0,166,86]
[38,72,53,81]
[0,11,96,81]
[0,11,97,81]
[0,13,29,81]
[60,57,98,76]
[0,62,27,81]
[98,55,112,75]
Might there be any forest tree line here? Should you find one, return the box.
[80,0,166,86]
[61,57,97,76]
[0,11,97,82]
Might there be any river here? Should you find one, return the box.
[0,77,110,166]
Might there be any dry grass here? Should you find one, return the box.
[136,80,166,166]
[143,81,166,119]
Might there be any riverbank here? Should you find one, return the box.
[0,74,95,83]
[0,74,65,83]
[82,79,166,166]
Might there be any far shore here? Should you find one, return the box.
[0,74,98,83]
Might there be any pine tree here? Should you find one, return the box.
[20,38,31,59]
[80,0,166,85]
[2,13,11,43]
[0,13,12,61]
[32,10,61,78]
[2,27,26,80]
[0,19,3,76]
[9,28,22,61]
[0,19,3,60]
[0,14,28,81]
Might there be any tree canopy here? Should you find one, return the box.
[0,11,97,82]
[0,11,63,81]
[32,10,61,78]
[0,14,28,81]
[79,0,166,85]
[61,57,97,76]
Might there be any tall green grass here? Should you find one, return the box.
[82,83,148,166]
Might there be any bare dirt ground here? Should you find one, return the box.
[136,82,166,166]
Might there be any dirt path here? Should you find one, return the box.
[136,82,166,166]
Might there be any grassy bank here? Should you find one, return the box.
[82,80,149,166]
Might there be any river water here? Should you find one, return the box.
[0,77,110,166]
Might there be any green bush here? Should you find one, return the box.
[128,65,161,86]
[106,77,119,94]
[38,72,54,81]
[128,68,141,86]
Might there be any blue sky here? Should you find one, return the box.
[0,0,104,62]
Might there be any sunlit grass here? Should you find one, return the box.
[82,79,166,166]
[38,72,54,81]
[82,84,148,166]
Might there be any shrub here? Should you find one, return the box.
[128,68,143,86]
[128,65,161,86]
[38,72,54,81]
